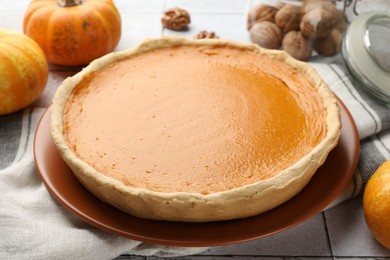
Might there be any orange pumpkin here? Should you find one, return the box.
[363,160,390,250]
[23,0,122,66]
[0,29,48,115]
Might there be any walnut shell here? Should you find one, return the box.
[282,30,313,61]
[275,4,303,33]
[194,30,219,39]
[247,4,279,30]
[161,7,191,31]
[303,1,337,14]
[249,21,283,49]
[334,9,347,33]
[314,29,343,56]
[300,8,337,39]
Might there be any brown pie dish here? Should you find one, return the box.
[50,37,341,222]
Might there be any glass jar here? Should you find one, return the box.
[342,10,390,103]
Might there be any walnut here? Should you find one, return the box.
[314,29,343,56]
[334,9,347,33]
[194,30,219,39]
[275,2,286,9]
[249,21,283,49]
[300,8,337,39]
[247,4,279,30]
[275,4,303,33]
[282,31,313,61]
[161,7,191,31]
[303,0,337,14]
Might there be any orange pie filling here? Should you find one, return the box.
[62,45,327,195]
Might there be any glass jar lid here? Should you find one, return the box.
[342,11,390,103]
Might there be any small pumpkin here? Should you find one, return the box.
[23,0,122,66]
[0,29,48,115]
[363,160,390,250]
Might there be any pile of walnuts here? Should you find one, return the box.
[248,0,346,61]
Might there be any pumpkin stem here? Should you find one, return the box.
[58,0,83,7]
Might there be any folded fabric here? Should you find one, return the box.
[1,62,389,259]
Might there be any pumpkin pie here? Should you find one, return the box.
[50,37,341,222]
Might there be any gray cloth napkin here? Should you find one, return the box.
[0,62,389,259]
[311,63,390,205]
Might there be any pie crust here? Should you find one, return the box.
[50,37,341,222]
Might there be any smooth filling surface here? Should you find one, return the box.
[63,45,327,194]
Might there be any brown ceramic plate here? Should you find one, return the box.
[34,98,359,247]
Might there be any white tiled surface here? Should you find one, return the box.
[2,0,390,259]
[204,214,330,257]
[325,197,390,258]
